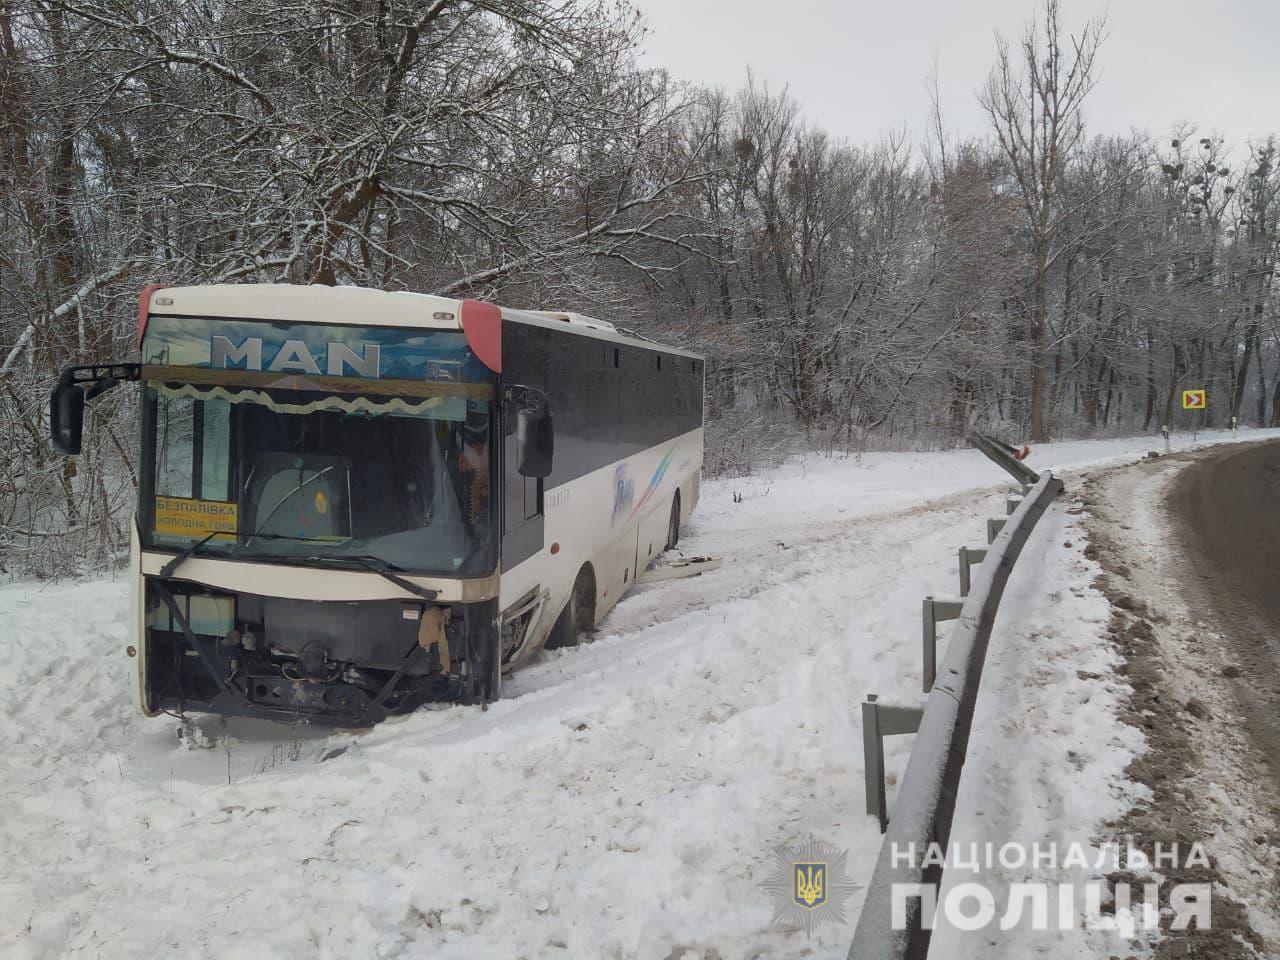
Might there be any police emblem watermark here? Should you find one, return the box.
[763,836,859,937]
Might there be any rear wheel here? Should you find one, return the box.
[665,493,682,551]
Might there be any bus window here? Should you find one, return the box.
[200,399,231,500]
[154,394,231,502]
[154,394,195,498]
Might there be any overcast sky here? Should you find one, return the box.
[633,0,1278,152]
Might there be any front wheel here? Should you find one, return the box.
[546,590,579,650]
[546,566,595,649]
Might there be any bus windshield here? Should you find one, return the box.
[138,319,495,577]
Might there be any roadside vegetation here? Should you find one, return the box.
[2,0,1277,575]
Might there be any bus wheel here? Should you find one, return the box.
[665,493,681,551]
[547,566,595,649]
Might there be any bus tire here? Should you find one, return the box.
[665,493,681,551]
[546,565,595,649]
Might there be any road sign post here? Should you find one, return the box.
[1182,390,1206,441]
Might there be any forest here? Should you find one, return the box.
[2,0,1277,574]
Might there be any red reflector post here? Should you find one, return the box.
[459,299,502,373]
[136,283,169,348]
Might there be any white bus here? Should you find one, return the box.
[51,284,704,725]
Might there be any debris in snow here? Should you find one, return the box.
[636,556,723,584]
[1185,698,1210,719]
[176,720,214,750]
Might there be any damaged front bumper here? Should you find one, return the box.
[141,577,498,727]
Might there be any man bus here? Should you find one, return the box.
[51,284,703,726]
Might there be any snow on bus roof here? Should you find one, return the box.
[527,310,616,332]
[147,283,464,330]
[502,306,703,360]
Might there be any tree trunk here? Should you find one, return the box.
[1163,341,1184,431]
[1142,328,1157,431]
[1270,360,1280,427]
[1231,312,1260,424]
[1255,344,1267,427]
[1083,356,1107,429]
[1029,251,1049,442]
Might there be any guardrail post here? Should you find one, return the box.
[848,471,1065,960]
[986,517,1006,544]
[922,596,963,691]
[862,695,886,832]
[957,546,987,598]
[862,696,925,833]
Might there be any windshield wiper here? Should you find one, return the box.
[246,465,337,545]
[301,552,439,602]
[158,530,224,579]
[212,531,439,602]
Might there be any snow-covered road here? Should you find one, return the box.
[3,429,1278,959]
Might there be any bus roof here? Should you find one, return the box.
[147,284,703,360]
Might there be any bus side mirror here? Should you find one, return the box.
[516,395,554,479]
[50,378,85,456]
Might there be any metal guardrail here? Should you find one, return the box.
[848,468,1064,960]
[967,432,1040,487]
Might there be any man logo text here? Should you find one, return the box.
[210,336,380,378]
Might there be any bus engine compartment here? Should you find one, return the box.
[143,578,496,725]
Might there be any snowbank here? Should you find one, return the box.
[2,428,1277,958]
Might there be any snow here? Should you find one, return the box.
[1086,453,1280,947]
[3,427,1279,959]
[713,426,1280,538]
[929,497,1149,958]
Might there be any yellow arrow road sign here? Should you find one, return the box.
[1182,389,1206,410]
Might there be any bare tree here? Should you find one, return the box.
[1226,141,1280,424]
[979,0,1106,441]
[3,0,1279,576]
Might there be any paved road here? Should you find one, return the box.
[1173,440,1280,632]
[1171,439,1280,790]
